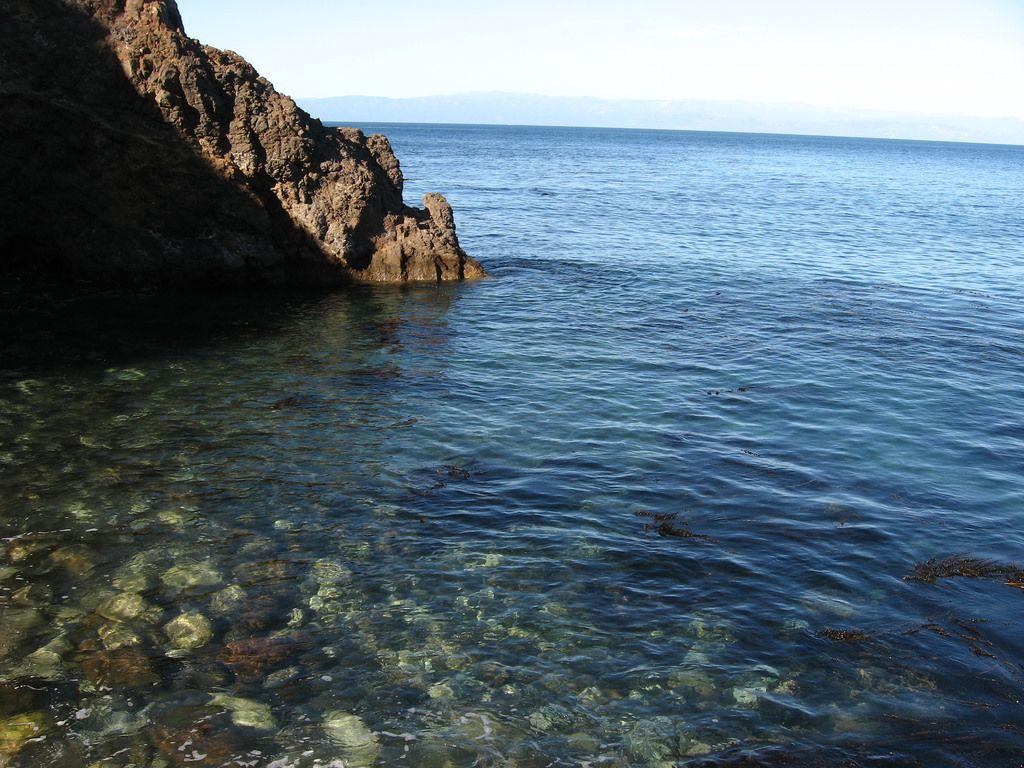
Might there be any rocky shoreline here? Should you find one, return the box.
[0,0,485,285]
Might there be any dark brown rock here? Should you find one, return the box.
[150,721,245,767]
[79,647,159,688]
[0,0,485,285]
[219,635,299,682]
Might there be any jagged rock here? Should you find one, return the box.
[0,0,484,285]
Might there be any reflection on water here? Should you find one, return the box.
[3,126,1024,767]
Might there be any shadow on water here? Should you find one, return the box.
[0,282,466,377]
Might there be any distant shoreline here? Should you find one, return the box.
[323,120,1024,150]
[300,92,1024,148]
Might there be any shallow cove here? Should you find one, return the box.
[1,125,1023,766]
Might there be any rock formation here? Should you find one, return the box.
[0,0,485,285]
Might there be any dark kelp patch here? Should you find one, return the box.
[904,556,1024,586]
[635,511,717,543]
[819,629,873,643]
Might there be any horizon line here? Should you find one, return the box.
[310,118,1024,150]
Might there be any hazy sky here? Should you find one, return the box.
[176,0,1024,119]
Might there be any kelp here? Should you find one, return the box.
[635,511,717,542]
[905,556,1024,586]
[819,629,873,643]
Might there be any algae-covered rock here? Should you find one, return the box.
[0,609,44,659]
[164,612,214,650]
[49,544,95,576]
[528,704,573,733]
[210,694,276,730]
[209,585,247,615]
[112,555,158,593]
[12,584,53,607]
[428,682,455,700]
[0,711,51,758]
[80,648,158,688]
[732,684,767,707]
[161,562,223,591]
[98,622,144,651]
[323,711,379,765]
[24,635,72,679]
[623,718,676,763]
[263,666,301,690]
[97,593,160,624]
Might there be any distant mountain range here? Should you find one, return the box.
[298,92,1024,146]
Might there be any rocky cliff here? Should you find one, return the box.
[0,0,485,285]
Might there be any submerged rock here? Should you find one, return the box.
[219,636,298,682]
[150,720,245,767]
[24,635,72,679]
[49,545,95,576]
[209,585,247,615]
[528,704,574,733]
[209,694,276,730]
[164,612,214,650]
[112,554,159,593]
[566,731,601,753]
[97,593,160,624]
[161,562,223,591]
[80,648,159,688]
[12,584,53,607]
[98,622,144,651]
[323,711,379,766]
[623,718,677,763]
[0,609,44,660]
[732,684,768,707]
[0,711,51,759]
[263,666,301,690]
[428,682,455,700]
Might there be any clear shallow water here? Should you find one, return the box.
[1,126,1023,767]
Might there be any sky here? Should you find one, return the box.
[176,0,1024,120]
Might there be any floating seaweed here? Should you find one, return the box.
[904,556,1024,586]
[819,629,873,643]
[635,511,717,542]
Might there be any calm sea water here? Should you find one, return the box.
[1,125,1023,767]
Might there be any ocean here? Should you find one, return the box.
[1,124,1023,766]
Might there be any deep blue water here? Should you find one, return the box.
[1,125,1023,767]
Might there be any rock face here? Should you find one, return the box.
[0,0,485,285]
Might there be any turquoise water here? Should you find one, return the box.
[1,126,1023,766]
